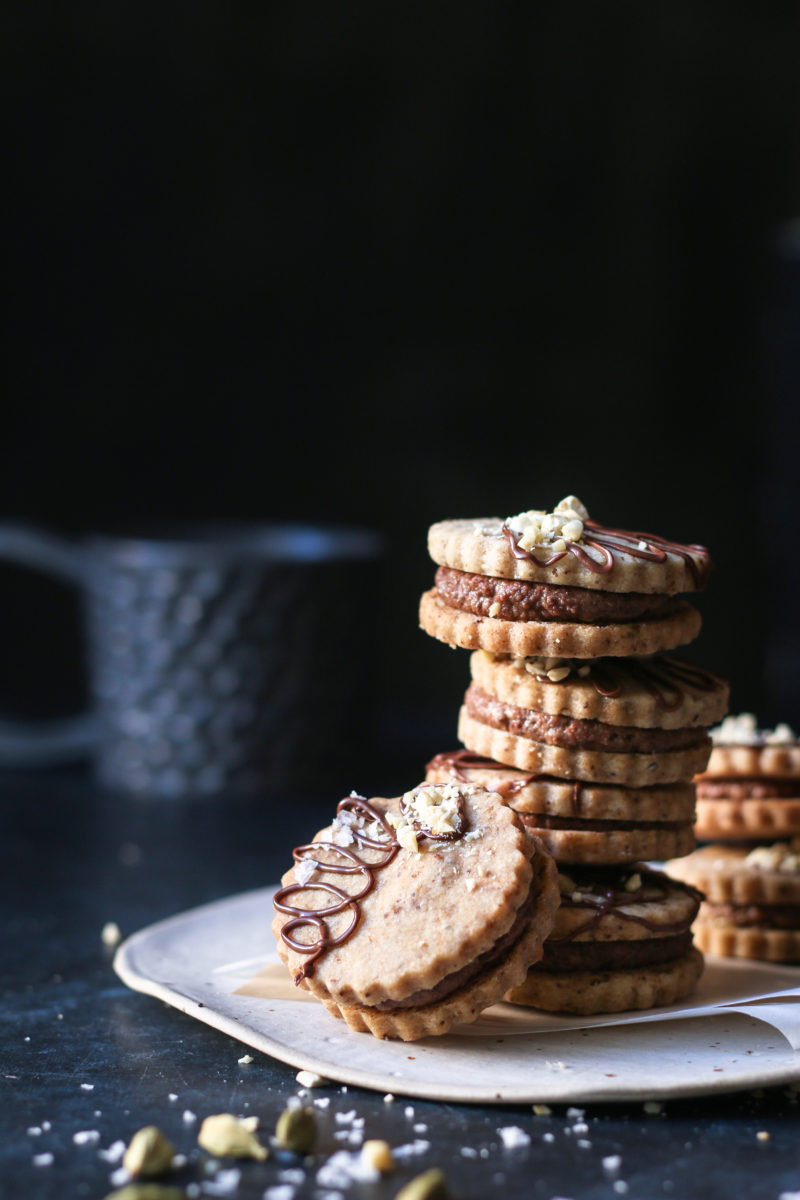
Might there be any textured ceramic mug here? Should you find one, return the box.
[0,522,383,796]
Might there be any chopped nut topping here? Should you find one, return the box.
[389,784,469,852]
[744,840,800,874]
[361,1139,394,1173]
[517,655,592,684]
[274,1106,317,1155]
[505,495,590,560]
[197,1113,268,1161]
[711,713,797,747]
[625,873,642,892]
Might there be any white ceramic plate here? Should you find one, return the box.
[115,886,800,1104]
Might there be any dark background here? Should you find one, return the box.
[4,4,800,776]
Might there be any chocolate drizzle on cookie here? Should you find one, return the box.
[274,794,399,983]
[588,656,724,711]
[502,519,711,588]
[551,869,703,943]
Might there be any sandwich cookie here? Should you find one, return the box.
[695,714,800,841]
[505,867,704,1014]
[272,784,560,1040]
[426,750,696,864]
[455,650,727,787]
[667,841,800,962]
[420,496,711,659]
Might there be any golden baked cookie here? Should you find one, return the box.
[694,715,800,840]
[666,841,800,962]
[271,785,560,1040]
[457,707,711,787]
[426,750,696,864]
[419,588,701,659]
[505,868,704,1014]
[469,651,729,731]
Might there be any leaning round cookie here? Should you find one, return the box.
[505,867,704,1014]
[666,841,800,962]
[425,751,696,864]
[469,651,729,731]
[419,588,701,659]
[428,511,711,595]
[458,706,711,787]
[271,784,560,1040]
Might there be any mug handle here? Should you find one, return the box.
[0,523,99,767]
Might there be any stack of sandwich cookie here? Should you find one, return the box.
[420,495,728,1014]
[667,841,800,962]
[505,867,704,1014]
[666,714,800,962]
[694,714,800,842]
[271,783,559,1040]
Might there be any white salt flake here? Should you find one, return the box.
[183,1109,197,1123]
[383,1094,394,1103]
[202,1167,241,1195]
[316,1150,379,1188]
[80,1083,95,1091]
[460,1147,478,1158]
[614,1182,629,1195]
[572,1122,589,1135]
[294,859,319,887]
[543,1132,555,1143]
[393,1140,431,1159]
[566,1107,584,1118]
[27,1127,42,1136]
[313,1097,330,1109]
[73,1130,100,1146]
[41,1121,52,1132]
[779,1193,800,1200]
[278,1168,306,1184]
[101,921,122,947]
[33,1153,54,1167]
[168,1093,178,1101]
[404,1106,415,1118]
[238,1054,254,1064]
[413,1123,428,1133]
[264,1187,295,1200]
[335,1109,357,1124]
[498,1126,531,1149]
[98,1140,126,1164]
[603,1156,622,1172]
[110,1166,131,1187]
[172,1154,188,1169]
[577,1139,592,1149]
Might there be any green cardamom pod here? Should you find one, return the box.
[121,1126,175,1178]
[274,1105,317,1154]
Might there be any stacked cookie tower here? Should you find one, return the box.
[420,496,730,1014]
[668,713,800,963]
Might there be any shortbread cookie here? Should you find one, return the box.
[426,751,696,864]
[271,785,560,1040]
[458,704,711,788]
[694,715,800,840]
[419,587,701,659]
[421,496,710,658]
[505,867,704,1013]
[428,503,712,595]
[666,841,800,962]
[470,651,729,731]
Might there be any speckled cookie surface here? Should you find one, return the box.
[545,868,702,943]
[428,518,710,594]
[419,589,702,659]
[518,817,696,866]
[271,787,560,1039]
[458,708,711,786]
[690,922,800,962]
[469,651,728,731]
[505,947,704,1014]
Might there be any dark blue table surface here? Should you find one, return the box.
[2,768,799,1200]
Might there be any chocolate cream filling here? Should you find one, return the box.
[434,566,682,624]
[533,931,693,973]
[696,778,800,800]
[703,903,800,930]
[371,892,535,1012]
[465,685,710,754]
